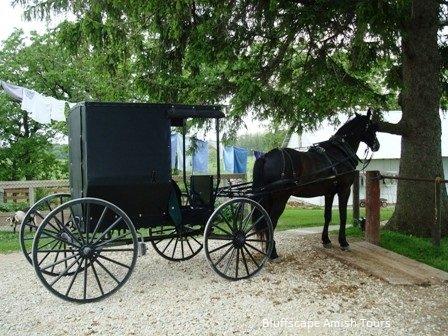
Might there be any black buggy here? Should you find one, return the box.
[19,102,274,303]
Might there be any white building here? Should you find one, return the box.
[287,111,448,206]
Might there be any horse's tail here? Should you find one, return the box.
[252,155,266,194]
[252,155,271,236]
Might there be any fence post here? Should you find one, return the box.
[365,170,380,245]
[352,170,360,225]
[28,186,35,206]
[433,178,442,247]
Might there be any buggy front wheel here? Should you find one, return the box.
[32,198,138,303]
[204,198,273,281]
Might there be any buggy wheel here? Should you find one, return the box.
[204,197,273,281]
[150,225,203,261]
[19,193,71,269]
[32,198,138,303]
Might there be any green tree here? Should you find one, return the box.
[0,28,137,180]
[13,0,448,236]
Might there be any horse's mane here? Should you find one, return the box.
[334,115,364,137]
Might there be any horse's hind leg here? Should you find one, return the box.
[337,187,351,251]
[265,195,289,259]
[322,193,335,248]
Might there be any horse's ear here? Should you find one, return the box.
[367,108,372,119]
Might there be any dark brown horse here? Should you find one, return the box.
[253,111,380,258]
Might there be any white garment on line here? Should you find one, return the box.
[3,80,71,123]
[1,80,23,101]
[48,97,66,121]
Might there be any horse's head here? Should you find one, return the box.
[336,109,380,152]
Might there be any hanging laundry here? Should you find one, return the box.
[0,80,23,101]
[1,79,72,123]
[234,147,248,173]
[254,150,264,160]
[192,139,209,173]
[48,97,66,121]
[170,132,192,171]
[223,146,248,173]
[223,146,235,173]
[170,133,179,169]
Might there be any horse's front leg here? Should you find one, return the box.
[338,187,351,251]
[322,193,335,248]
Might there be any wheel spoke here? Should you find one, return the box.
[41,252,78,271]
[95,258,120,284]
[97,248,135,252]
[95,231,132,249]
[172,238,179,259]
[90,206,108,244]
[223,247,236,275]
[246,238,267,243]
[189,235,202,247]
[83,258,88,300]
[50,241,62,273]
[218,213,235,233]
[91,262,104,296]
[68,206,86,245]
[242,245,260,268]
[240,207,256,232]
[214,244,234,267]
[244,215,266,235]
[235,248,240,278]
[49,255,83,287]
[186,238,195,254]
[37,241,61,266]
[41,229,80,248]
[93,216,123,245]
[240,246,250,276]
[246,228,267,238]
[245,242,267,256]
[213,224,233,236]
[208,241,233,254]
[162,237,175,254]
[65,257,84,296]
[96,254,131,269]
[181,239,184,259]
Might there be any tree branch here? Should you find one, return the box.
[376,120,405,135]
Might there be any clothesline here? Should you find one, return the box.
[0,80,75,123]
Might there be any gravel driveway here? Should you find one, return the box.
[1,230,447,336]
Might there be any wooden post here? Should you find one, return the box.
[28,186,36,206]
[365,170,380,245]
[352,170,360,225]
[433,178,442,247]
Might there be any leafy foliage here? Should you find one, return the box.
[14,0,437,128]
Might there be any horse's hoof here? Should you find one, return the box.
[323,242,333,249]
[340,245,350,251]
[269,256,282,263]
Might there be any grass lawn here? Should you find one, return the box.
[277,207,395,231]
[344,226,448,272]
[0,231,23,253]
[0,206,394,254]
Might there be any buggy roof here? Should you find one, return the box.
[73,102,224,125]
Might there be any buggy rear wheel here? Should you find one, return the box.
[204,198,273,281]
[150,224,203,261]
[19,193,71,270]
[32,198,138,303]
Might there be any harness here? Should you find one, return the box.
[279,137,367,184]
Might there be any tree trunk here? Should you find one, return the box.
[386,0,447,237]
